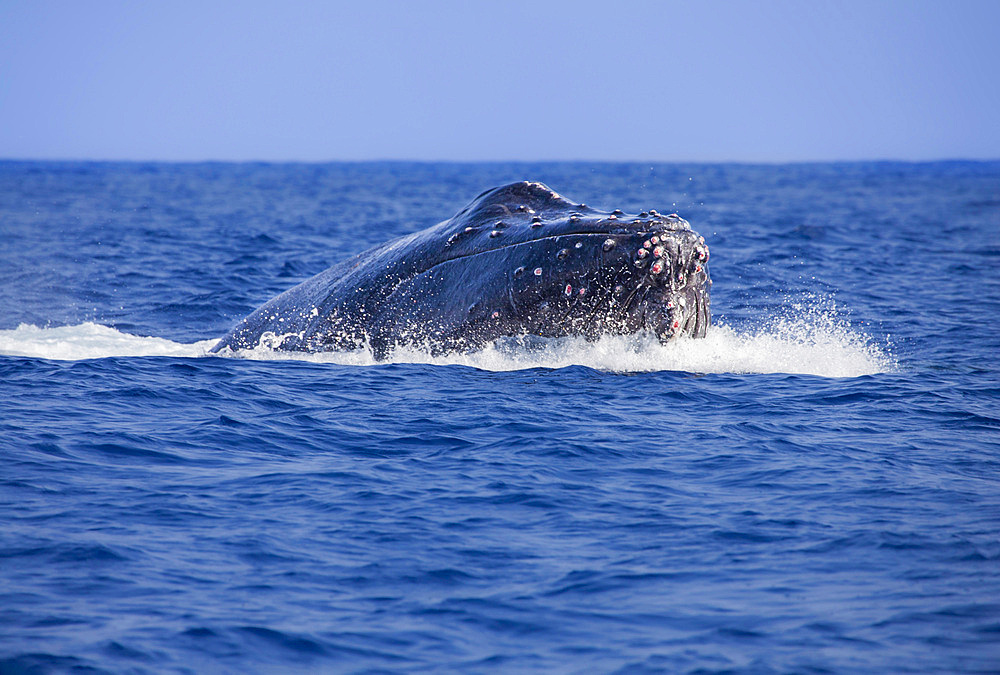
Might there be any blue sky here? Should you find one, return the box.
[1,0,998,162]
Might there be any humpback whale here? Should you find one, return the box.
[211,181,711,358]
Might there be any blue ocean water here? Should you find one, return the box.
[1,161,998,673]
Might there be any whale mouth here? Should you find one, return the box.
[646,282,710,341]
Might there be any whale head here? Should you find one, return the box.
[373,181,712,351]
[211,181,712,358]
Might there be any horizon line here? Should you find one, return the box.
[2,156,999,166]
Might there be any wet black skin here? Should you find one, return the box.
[211,181,711,359]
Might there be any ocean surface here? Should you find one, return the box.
[1,161,998,673]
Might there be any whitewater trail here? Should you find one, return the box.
[0,312,894,378]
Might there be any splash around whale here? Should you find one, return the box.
[211,182,711,359]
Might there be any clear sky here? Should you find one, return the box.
[1,0,998,162]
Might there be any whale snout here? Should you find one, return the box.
[600,217,711,341]
[635,226,710,340]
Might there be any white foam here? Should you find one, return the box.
[1,309,895,377]
[341,318,893,377]
[0,322,216,361]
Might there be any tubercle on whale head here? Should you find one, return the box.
[439,180,699,255]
